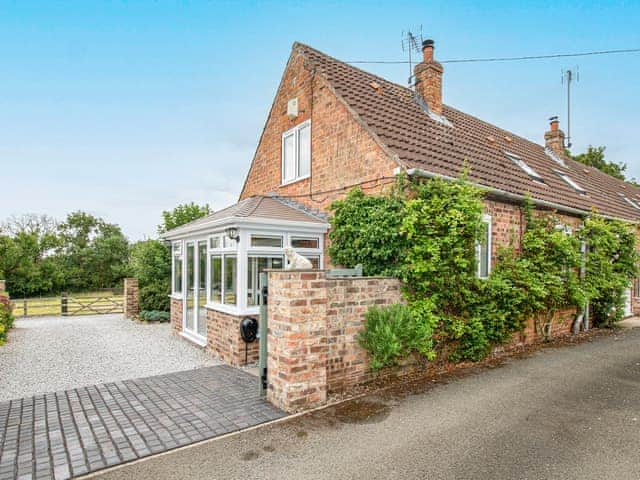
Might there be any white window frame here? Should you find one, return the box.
[171,240,184,297]
[281,120,311,185]
[476,214,492,279]
[290,235,320,250]
[250,234,284,249]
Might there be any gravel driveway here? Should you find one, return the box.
[0,315,220,401]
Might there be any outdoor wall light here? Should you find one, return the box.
[225,227,240,242]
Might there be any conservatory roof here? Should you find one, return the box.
[162,195,328,240]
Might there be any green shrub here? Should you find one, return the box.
[358,302,437,370]
[139,283,170,312]
[129,239,171,312]
[139,310,170,322]
[0,294,14,345]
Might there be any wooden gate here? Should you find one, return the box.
[62,293,124,316]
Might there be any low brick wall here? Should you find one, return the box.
[206,308,259,366]
[267,270,402,412]
[266,270,580,413]
[123,278,139,319]
[168,297,258,366]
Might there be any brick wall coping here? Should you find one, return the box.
[265,269,397,280]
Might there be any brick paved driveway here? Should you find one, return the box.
[0,366,285,480]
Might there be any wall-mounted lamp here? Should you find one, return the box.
[225,227,240,242]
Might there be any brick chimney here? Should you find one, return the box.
[414,39,444,116]
[544,116,566,157]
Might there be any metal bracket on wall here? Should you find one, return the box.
[258,272,268,396]
[327,264,363,278]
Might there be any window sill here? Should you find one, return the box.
[169,294,183,300]
[281,174,310,187]
[179,331,207,348]
[205,303,260,317]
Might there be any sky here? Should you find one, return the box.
[1,0,639,240]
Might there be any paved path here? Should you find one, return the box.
[92,328,640,480]
[0,366,285,480]
[0,315,219,401]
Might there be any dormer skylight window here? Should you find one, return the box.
[545,147,566,167]
[555,171,586,194]
[505,152,544,183]
[619,193,640,210]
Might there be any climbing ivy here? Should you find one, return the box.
[581,216,639,326]
[330,176,639,369]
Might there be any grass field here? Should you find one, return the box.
[10,291,124,317]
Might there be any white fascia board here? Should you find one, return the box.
[162,215,329,241]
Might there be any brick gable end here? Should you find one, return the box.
[239,47,399,213]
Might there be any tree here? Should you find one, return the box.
[0,215,63,297]
[158,202,211,234]
[1,214,58,237]
[569,146,635,183]
[56,212,130,291]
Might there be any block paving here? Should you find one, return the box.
[0,366,285,479]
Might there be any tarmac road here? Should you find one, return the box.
[88,327,640,480]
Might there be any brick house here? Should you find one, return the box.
[163,40,640,365]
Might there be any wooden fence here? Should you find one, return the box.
[11,290,124,318]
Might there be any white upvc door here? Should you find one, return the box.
[183,239,207,340]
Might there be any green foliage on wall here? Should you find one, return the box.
[329,185,406,277]
[330,177,639,369]
[581,216,639,326]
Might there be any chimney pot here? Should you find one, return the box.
[422,39,435,62]
[545,116,565,157]
[414,38,443,116]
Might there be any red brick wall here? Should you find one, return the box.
[206,308,259,367]
[239,45,398,214]
[326,277,403,392]
[267,270,330,412]
[267,270,403,412]
[170,297,182,334]
[123,278,139,319]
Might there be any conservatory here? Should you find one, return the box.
[162,195,328,351]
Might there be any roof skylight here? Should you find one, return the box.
[620,193,640,210]
[555,171,586,194]
[505,152,544,183]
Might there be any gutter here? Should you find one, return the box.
[404,167,634,223]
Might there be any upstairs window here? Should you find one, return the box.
[506,152,544,183]
[556,171,586,194]
[476,215,492,279]
[282,120,311,184]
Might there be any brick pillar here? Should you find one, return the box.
[123,278,139,319]
[0,280,5,293]
[267,270,328,413]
